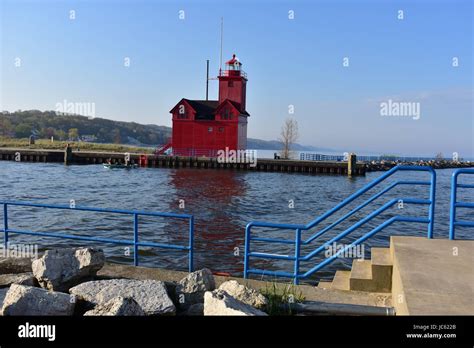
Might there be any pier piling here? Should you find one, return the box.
[348,153,357,177]
[64,144,73,165]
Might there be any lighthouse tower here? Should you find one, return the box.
[218,54,247,113]
[169,54,250,156]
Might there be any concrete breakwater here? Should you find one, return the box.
[1,147,471,174]
[0,148,366,176]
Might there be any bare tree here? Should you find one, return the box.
[279,118,299,159]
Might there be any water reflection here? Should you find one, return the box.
[169,169,248,273]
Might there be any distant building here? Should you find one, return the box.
[80,135,98,142]
[169,54,250,156]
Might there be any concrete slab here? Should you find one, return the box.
[391,236,474,315]
[98,263,392,308]
[317,281,332,289]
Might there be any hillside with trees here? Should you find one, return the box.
[0,110,171,145]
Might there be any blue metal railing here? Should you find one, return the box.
[449,168,474,240]
[1,201,194,272]
[244,165,436,284]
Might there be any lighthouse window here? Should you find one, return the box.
[222,108,232,120]
[208,127,213,132]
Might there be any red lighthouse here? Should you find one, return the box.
[169,54,249,157]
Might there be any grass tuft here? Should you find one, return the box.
[260,282,305,316]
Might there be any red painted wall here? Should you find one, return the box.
[172,116,239,155]
[218,77,247,112]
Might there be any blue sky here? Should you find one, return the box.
[1,0,472,157]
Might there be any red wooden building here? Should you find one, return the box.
[169,54,249,157]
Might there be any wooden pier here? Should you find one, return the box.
[0,148,366,176]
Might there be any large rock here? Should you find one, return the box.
[0,257,33,274]
[0,288,8,313]
[203,290,268,316]
[32,248,105,292]
[218,280,267,309]
[70,279,175,315]
[84,296,145,316]
[0,273,36,288]
[175,268,215,308]
[1,284,76,316]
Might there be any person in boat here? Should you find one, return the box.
[106,158,112,165]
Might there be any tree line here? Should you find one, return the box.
[0,110,171,145]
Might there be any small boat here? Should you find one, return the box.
[103,163,138,169]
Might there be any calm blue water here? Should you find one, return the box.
[0,161,472,283]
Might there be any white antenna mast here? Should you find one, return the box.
[219,17,223,75]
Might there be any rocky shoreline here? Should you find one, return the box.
[365,160,473,172]
[0,248,269,316]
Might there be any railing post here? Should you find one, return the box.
[188,216,194,272]
[244,225,251,279]
[449,172,457,240]
[428,169,436,239]
[3,203,8,248]
[133,213,139,266]
[294,228,301,285]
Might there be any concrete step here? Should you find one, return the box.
[371,247,392,266]
[317,281,332,289]
[331,270,351,291]
[370,247,393,292]
[350,259,376,292]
